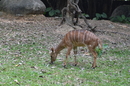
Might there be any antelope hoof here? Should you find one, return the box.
[73,63,78,66]
[92,66,97,69]
[92,67,95,69]
[49,62,54,65]
[63,65,67,68]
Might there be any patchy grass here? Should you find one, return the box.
[0,43,130,86]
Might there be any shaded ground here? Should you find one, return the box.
[0,14,130,50]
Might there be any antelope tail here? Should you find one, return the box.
[98,39,102,50]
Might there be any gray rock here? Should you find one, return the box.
[111,5,130,18]
[0,0,46,15]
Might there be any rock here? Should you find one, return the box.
[0,0,46,15]
[111,5,130,18]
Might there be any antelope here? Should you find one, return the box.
[50,29,102,68]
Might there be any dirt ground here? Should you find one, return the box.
[0,14,130,50]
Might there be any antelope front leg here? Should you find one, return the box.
[63,47,72,68]
[73,47,78,66]
[88,47,97,68]
[92,51,97,68]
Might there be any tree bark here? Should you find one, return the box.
[58,0,96,31]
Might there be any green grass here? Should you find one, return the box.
[0,43,130,86]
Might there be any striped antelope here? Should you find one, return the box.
[50,29,102,68]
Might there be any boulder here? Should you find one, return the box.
[0,0,46,15]
[111,5,130,18]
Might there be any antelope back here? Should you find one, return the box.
[64,29,99,47]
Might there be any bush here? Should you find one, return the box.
[93,13,108,20]
[110,15,130,23]
[44,7,60,17]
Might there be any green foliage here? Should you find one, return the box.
[95,44,109,57]
[110,15,130,23]
[45,7,60,17]
[93,13,107,20]
[81,13,90,18]
[95,47,102,57]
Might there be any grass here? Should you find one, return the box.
[0,43,130,86]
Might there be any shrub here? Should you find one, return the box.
[93,13,107,20]
[44,7,60,17]
[110,15,130,23]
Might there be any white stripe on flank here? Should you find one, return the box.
[71,31,73,42]
[83,30,87,45]
[87,31,90,41]
[78,30,80,43]
[73,30,75,43]
[68,31,70,41]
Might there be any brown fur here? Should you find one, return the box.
[50,29,102,68]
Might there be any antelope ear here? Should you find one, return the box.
[51,48,54,52]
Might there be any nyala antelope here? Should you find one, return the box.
[50,29,102,68]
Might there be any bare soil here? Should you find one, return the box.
[0,14,130,50]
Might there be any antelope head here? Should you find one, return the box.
[50,48,57,64]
